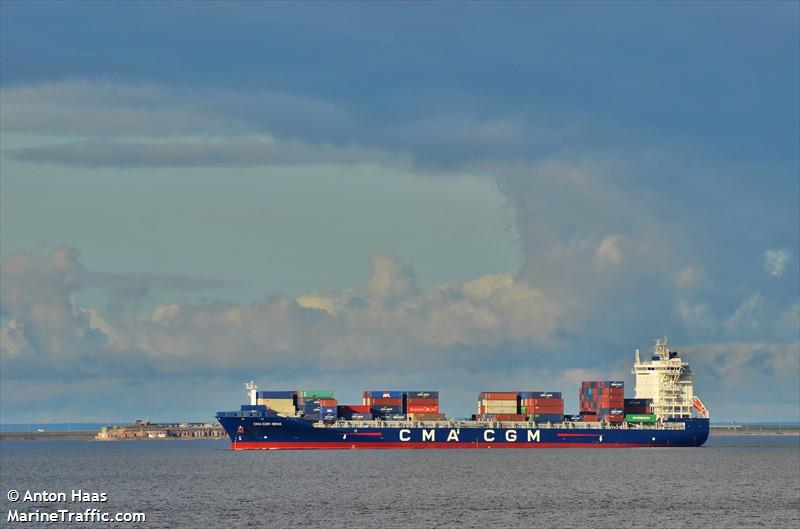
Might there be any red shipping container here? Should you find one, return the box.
[318,399,337,407]
[339,405,370,413]
[605,415,624,423]
[363,397,403,405]
[479,392,518,400]
[406,398,439,406]
[406,405,439,413]
[582,415,598,422]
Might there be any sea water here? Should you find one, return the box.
[1,436,798,528]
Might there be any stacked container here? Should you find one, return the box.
[405,391,440,417]
[300,390,335,421]
[623,398,652,414]
[337,405,373,420]
[476,392,524,421]
[624,397,656,423]
[255,391,297,414]
[519,391,564,423]
[363,391,404,419]
[579,381,624,423]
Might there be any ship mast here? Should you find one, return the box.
[246,381,258,406]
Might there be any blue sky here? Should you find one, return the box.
[1,1,797,422]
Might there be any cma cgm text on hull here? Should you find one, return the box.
[216,338,710,449]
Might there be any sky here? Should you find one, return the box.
[1,1,798,423]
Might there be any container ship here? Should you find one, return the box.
[216,338,710,449]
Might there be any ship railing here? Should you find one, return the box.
[312,419,686,430]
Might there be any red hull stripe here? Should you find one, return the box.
[231,441,653,450]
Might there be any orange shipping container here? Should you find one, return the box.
[407,405,439,413]
[479,392,518,400]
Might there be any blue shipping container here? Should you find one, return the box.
[350,413,373,420]
[530,414,562,422]
[406,391,439,399]
[624,399,651,406]
[303,413,321,421]
[366,391,403,398]
[240,405,268,412]
[371,405,403,416]
[520,391,562,399]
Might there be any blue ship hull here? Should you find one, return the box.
[216,411,709,449]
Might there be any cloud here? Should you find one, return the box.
[1,81,565,171]
[7,137,409,169]
[678,300,717,336]
[764,249,790,277]
[689,341,800,384]
[674,266,702,290]
[724,293,766,335]
[1,248,568,381]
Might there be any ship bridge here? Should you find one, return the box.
[632,338,708,420]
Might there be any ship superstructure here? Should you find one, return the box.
[632,337,707,421]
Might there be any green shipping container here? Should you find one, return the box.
[302,390,334,398]
[520,406,526,414]
[626,413,657,423]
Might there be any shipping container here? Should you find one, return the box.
[302,390,334,398]
[406,391,439,399]
[303,401,322,412]
[349,412,373,420]
[256,391,295,399]
[240,405,268,412]
[384,414,407,421]
[480,413,526,421]
[519,391,562,399]
[363,397,403,406]
[318,399,337,407]
[522,398,565,406]
[408,413,446,421]
[406,405,439,413]
[371,405,403,417]
[529,413,563,422]
[337,405,370,415]
[626,414,657,423]
[479,392,518,400]
[364,391,403,398]
[303,413,321,421]
[256,399,296,414]
[406,398,440,406]
[480,399,520,407]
